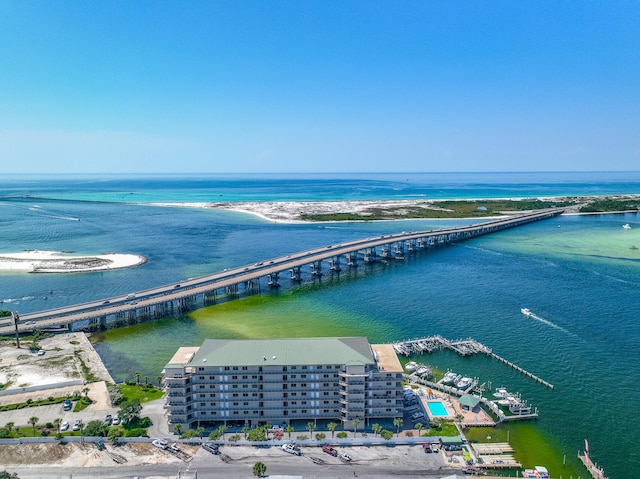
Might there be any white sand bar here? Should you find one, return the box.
[0,250,147,273]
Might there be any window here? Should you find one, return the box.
[302,366,307,370]
[242,366,247,370]
[224,367,229,370]
[301,374,307,378]
[232,375,238,379]
[242,375,248,379]
[232,367,238,370]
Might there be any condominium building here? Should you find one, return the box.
[163,337,404,431]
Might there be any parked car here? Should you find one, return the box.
[423,442,432,453]
[104,414,113,425]
[63,399,72,411]
[60,421,69,432]
[111,415,120,425]
[411,412,425,421]
[72,419,83,431]
[322,445,338,457]
[281,444,301,456]
[339,453,352,462]
[202,442,220,455]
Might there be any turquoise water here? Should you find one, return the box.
[427,401,449,417]
[0,173,639,478]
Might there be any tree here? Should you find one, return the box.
[284,425,294,440]
[134,371,141,386]
[119,399,142,425]
[352,418,360,438]
[174,424,183,437]
[242,426,250,440]
[82,387,90,399]
[414,422,424,437]
[53,418,61,433]
[0,472,20,479]
[327,422,338,439]
[247,427,267,442]
[84,420,108,437]
[108,427,123,444]
[306,421,315,437]
[252,461,267,478]
[156,375,163,387]
[380,429,394,441]
[393,418,403,437]
[196,426,205,439]
[372,423,382,438]
[143,376,150,387]
[28,416,39,436]
[315,432,326,441]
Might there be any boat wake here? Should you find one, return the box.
[522,309,575,337]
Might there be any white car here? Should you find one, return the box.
[411,412,425,421]
[60,421,69,432]
[152,439,168,449]
[111,415,120,425]
[340,453,352,462]
[282,444,301,456]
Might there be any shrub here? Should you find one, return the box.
[336,431,348,439]
[123,428,147,437]
[229,434,241,442]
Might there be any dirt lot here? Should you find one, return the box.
[0,441,194,467]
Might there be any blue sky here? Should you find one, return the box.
[0,1,638,173]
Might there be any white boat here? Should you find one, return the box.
[442,371,458,384]
[521,308,533,316]
[623,223,631,229]
[493,387,510,399]
[456,377,473,390]
[415,366,431,377]
[404,361,418,372]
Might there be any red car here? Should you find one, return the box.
[322,445,338,457]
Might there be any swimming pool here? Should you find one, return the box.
[427,401,449,417]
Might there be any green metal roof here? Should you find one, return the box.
[187,337,375,367]
[458,395,481,408]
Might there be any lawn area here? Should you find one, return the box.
[120,384,163,403]
[424,421,458,437]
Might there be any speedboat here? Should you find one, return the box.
[623,223,631,229]
[521,308,533,316]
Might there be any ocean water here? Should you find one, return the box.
[1,172,639,478]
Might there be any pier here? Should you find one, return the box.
[393,335,555,390]
[0,208,563,335]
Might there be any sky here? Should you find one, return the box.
[0,1,638,174]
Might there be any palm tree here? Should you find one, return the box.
[143,376,149,387]
[352,418,360,438]
[196,426,205,439]
[284,425,294,440]
[393,418,403,437]
[82,387,89,399]
[174,424,183,437]
[29,416,39,436]
[53,418,61,433]
[327,422,338,439]
[242,426,250,440]
[414,422,424,437]
[306,422,315,438]
[134,371,141,386]
[372,423,382,438]
[156,375,163,387]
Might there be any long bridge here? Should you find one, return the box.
[0,208,563,335]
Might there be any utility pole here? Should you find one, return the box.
[12,311,20,348]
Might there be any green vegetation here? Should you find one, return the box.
[253,461,267,478]
[0,394,74,412]
[298,196,638,221]
[579,197,640,213]
[424,419,458,437]
[73,351,101,383]
[0,310,12,318]
[299,199,575,221]
[119,383,163,403]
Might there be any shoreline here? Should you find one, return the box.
[0,250,147,273]
[148,194,640,223]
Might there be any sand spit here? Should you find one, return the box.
[0,250,147,273]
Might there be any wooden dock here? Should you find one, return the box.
[393,335,554,390]
[578,439,609,479]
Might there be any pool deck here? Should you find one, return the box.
[417,387,496,427]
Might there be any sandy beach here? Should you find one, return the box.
[0,250,147,273]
